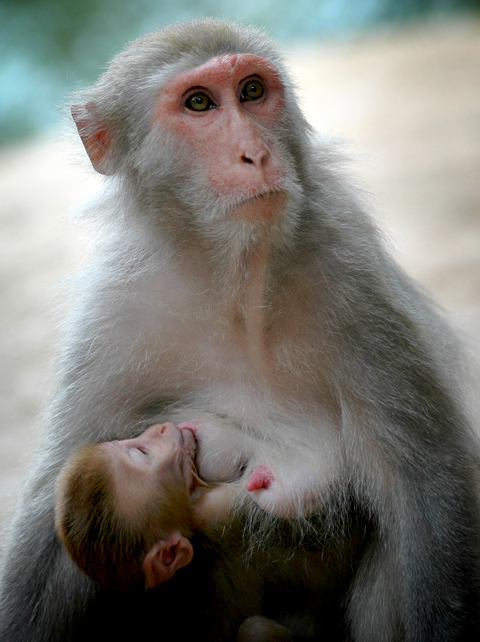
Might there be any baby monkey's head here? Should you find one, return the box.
[55,423,204,590]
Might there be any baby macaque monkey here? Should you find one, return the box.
[56,421,294,641]
[55,418,287,588]
[56,422,222,591]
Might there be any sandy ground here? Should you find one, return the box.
[0,19,479,541]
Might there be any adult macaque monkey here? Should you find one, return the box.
[0,17,479,642]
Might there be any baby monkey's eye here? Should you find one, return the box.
[240,79,264,102]
[185,92,216,111]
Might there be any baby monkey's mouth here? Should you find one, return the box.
[178,425,208,494]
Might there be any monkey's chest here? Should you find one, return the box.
[155,310,323,403]
[147,306,335,450]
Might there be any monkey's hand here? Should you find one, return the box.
[192,482,244,531]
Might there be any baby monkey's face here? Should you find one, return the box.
[104,423,206,499]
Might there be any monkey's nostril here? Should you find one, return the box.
[242,155,254,164]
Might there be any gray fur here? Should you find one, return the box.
[0,18,479,641]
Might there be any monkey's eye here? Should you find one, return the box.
[134,446,148,457]
[240,79,264,102]
[185,92,215,111]
[128,446,149,464]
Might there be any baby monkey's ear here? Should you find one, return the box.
[143,532,194,589]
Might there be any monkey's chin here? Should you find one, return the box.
[233,191,288,223]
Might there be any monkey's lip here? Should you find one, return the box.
[179,427,207,493]
[179,426,197,460]
[238,186,286,204]
[231,188,287,220]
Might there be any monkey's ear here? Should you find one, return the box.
[142,533,194,590]
[71,103,113,175]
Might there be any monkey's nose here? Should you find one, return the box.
[146,422,172,437]
[240,145,269,167]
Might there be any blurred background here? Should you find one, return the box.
[1,1,479,538]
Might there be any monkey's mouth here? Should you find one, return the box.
[237,184,286,204]
[231,188,288,220]
[179,427,208,493]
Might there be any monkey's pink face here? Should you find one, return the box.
[105,423,204,497]
[155,54,288,221]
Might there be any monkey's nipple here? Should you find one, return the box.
[245,463,275,492]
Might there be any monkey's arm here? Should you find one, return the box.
[0,273,192,639]
[0,472,99,640]
[193,483,245,533]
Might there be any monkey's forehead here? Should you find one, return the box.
[142,52,280,92]
[157,53,284,93]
